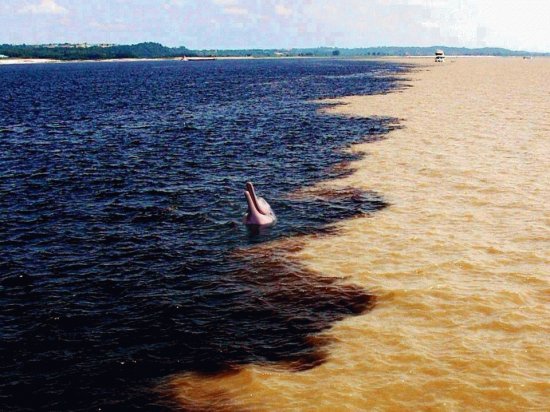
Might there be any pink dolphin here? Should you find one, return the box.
[243,182,276,226]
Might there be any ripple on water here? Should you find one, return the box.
[0,59,409,410]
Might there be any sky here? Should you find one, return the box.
[0,0,548,52]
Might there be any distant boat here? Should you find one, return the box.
[180,56,216,62]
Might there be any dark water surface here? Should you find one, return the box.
[0,59,406,410]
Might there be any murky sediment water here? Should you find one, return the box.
[169,58,550,411]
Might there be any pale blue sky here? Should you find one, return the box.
[1,0,548,51]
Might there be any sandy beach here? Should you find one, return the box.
[167,57,550,410]
[0,56,253,65]
[0,58,59,65]
[0,57,180,65]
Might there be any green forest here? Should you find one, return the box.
[0,42,544,60]
[0,42,194,60]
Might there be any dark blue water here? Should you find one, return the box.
[0,59,407,411]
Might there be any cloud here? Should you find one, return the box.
[420,20,440,29]
[19,0,68,15]
[212,0,239,4]
[275,4,292,16]
[210,0,251,17]
[223,6,248,15]
[89,20,131,32]
[3,0,548,51]
[166,0,187,5]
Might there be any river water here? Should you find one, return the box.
[0,59,408,410]
[168,58,550,411]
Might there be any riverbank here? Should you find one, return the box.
[0,58,59,65]
[168,57,550,410]
[0,56,257,65]
[0,57,176,65]
[0,55,541,66]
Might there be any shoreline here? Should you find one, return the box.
[168,57,550,410]
[1,55,547,66]
[0,56,257,65]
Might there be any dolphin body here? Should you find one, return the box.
[243,182,276,226]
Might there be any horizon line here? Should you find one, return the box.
[1,42,548,54]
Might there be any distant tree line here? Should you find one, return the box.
[0,42,194,60]
[0,42,544,60]
[195,46,543,57]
